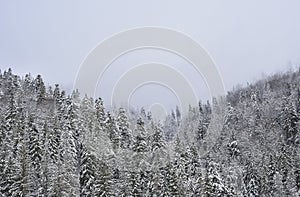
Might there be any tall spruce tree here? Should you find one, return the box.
[117,108,132,149]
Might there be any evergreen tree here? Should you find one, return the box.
[94,97,106,136]
[243,162,261,197]
[106,112,120,150]
[173,136,187,196]
[280,96,299,145]
[263,155,276,196]
[80,95,94,133]
[163,113,177,141]
[132,118,148,153]
[48,116,61,162]
[40,122,52,196]
[176,105,181,126]
[53,84,60,102]
[60,97,81,196]
[27,115,43,194]
[117,108,132,149]
[34,74,46,104]
[9,109,34,196]
[150,122,166,152]
[205,160,230,196]
[97,160,114,197]
[277,144,293,196]
[0,86,20,196]
[79,143,97,196]
[293,149,300,194]
[166,163,180,196]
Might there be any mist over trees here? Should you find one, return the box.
[0,68,300,196]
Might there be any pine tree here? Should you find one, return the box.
[9,107,36,197]
[189,144,203,195]
[72,89,81,104]
[205,100,212,116]
[280,96,299,145]
[117,108,132,149]
[3,82,18,153]
[95,97,106,128]
[227,134,240,160]
[296,88,300,116]
[140,107,147,121]
[40,122,51,196]
[163,113,177,141]
[150,122,166,152]
[0,85,20,195]
[60,97,81,196]
[127,170,142,197]
[106,112,120,150]
[10,141,32,196]
[293,149,300,194]
[48,116,61,162]
[196,102,207,143]
[138,169,150,195]
[151,162,180,196]
[23,73,34,94]
[79,143,97,196]
[34,74,46,104]
[173,136,187,196]
[277,144,293,196]
[224,103,237,129]
[0,155,16,196]
[97,160,114,197]
[80,95,94,134]
[132,118,148,153]
[27,115,43,194]
[167,163,180,196]
[176,106,181,126]
[53,84,60,101]
[243,162,261,197]
[205,160,230,196]
[194,172,204,196]
[263,155,276,196]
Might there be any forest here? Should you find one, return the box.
[0,68,299,196]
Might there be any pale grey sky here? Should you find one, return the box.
[1,0,300,112]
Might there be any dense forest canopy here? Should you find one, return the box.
[0,68,299,196]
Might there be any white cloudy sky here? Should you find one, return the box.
[1,0,300,113]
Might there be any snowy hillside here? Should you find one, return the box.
[0,68,299,196]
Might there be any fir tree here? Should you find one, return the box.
[263,155,276,196]
[34,74,46,104]
[61,97,81,196]
[79,143,97,196]
[53,84,60,102]
[280,96,299,145]
[150,122,166,152]
[205,160,230,196]
[27,115,43,194]
[117,108,132,149]
[243,162,261,197]
[97,160,114,197]
[106,112,120,151]
[132,118,148,153]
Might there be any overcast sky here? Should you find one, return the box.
[1,0,300,113]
